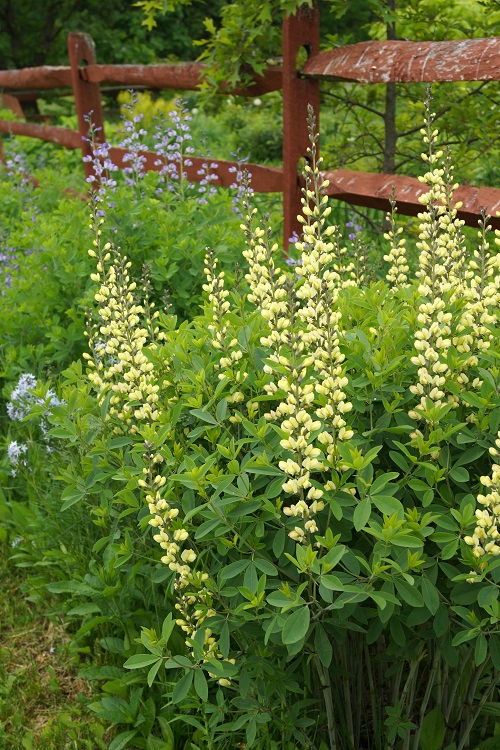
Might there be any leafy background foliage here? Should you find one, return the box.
[2,1,500,749]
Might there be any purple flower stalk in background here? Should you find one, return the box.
[346,218,363,242]
[3,139,41,224]
[7,441,28,476]
[7,373,64,450]
[228,150,253,217]
[82,113,118,214]
[197,139,219,205]
[0,242,18,295]
[153,99,195,199]
[119,92,149,189]
[4,143,32,190]
[6,373,38,420]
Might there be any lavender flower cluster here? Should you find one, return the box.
[346,219,363,242]
[0,241,18,295]
[6,373,64,475]
[82,94,252,210]
[119,94,148,188]
[82,115,119,216]
[153,100,195,194]
[3,140,41,225]
[4,145,32,190]
[7,441,28,477]
[228,150,253,217]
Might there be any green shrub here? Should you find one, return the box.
[4,105,500,749]
[0,129,248,387]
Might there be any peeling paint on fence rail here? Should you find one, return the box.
[83,64,283,96]
[0,120,81,149]
[0,66,72,89]
[323,169,500,229]
[302,38,500,83]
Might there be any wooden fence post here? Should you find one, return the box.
[282,1,320,252]
[67,32,105,180]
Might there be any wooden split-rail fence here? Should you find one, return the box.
[1,2,500,248]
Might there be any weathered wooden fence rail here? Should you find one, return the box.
[1,1,500,244]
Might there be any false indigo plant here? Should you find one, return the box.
[7,101,500,750]
[153,99,195,200]
[82,114,118,214]
[119,92,149,190]
[6,373,64,476]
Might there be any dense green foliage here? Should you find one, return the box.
[2,99,500,749]
[0,0,226,68]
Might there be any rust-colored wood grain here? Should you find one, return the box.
[84,63,282,96]
[0,119,81,149]
[0,94,24,118]
[0,66,72,89]
[282,1,320,251]
[323,169,500,229]
[302,38,500,84]
[68,33,106,179]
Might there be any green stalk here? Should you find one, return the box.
[457,673,499,750]
[458,661,487,746]
[411,648,440,750]
[354,638,363,748]
[388,661,420,750]
[340,641,355,747]
[443,652,473,731]
[364,641,380,749]
[314,656,338,750]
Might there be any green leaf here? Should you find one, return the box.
[194,519,222,539]
[372,494,403,515]
[433,605,449,638]
[227,500,261,518]
[320,575,344,591]
[322,545,346,567]
[391,534,424,549]
[490,635,500,670]
[147,659,163,687]
[389,450,410,471]
[394,578,424,608]
[146,736,172,750]
[282,605,310,645]
[79,666,124,681]
[254,558,278,576]
[353,497,371,531]
[216,398,228,422]
[478,586,498,609]
[219,621,230,658]
[158,716,175,747]
[314,625,332,668]
[420,707,445,750]
[475,634,488,666]
[449,466,469,483]
[67,602,101,616]
[124,654,160,670]
[110,436,132,448]
[109,731,138,750]
[162,613,175,642]
[422,577,440,615]
[370,472,399,495]
[60,483,86,512]
[194,668,208,702]
[189,408,218,425]
[453,445,485,466]
[273,527,286,558]
[172,670,193,703]
[220,560,249,580]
